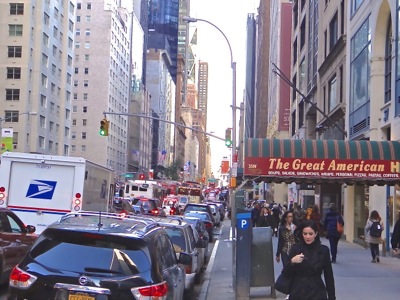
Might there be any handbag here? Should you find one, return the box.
[275,270,292,295]
[336,216,344,235]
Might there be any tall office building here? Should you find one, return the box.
[0,1,75,155]
[70,0,131,175]
[197,61,208,126]
[148,0,179,82]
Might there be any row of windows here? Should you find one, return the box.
[73,93,88,100]
[76,29,91,36]
[6,67,21,79]
[77,3,92,10]
[9,3,24,15]
[74,67,89,74]
[76,15,91,22]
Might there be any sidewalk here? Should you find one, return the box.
[201,219,400,299]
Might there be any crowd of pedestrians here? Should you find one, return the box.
[246,197,400,299]
[248,200,343,299]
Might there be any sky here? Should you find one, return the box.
[190,0,257,176]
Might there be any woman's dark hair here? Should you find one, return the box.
[370,210,381,220]
[295,220,321,243]
[280,211,293,226]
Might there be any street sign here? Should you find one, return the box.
[232,162,238,177]
[124,173,134,178]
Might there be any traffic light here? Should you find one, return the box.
[99,118,109,136]
[225,128,232,147]
[138,173,145,180]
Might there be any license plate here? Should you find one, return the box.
[68,294,95,300]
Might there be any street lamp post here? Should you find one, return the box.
[182,16,237,228]
[182,15,239,293]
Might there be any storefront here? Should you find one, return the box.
[244,138,400,244]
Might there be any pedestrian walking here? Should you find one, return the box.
[323,203,344,263]
[272,204,281,236]
[365,210,384,263]
[276,211,297,266]
[309,205,323,235]
[391,214,400,255]
[282,220,336,300]
[293,204,306,226]
[257,205,277,230]
[251,202,260,227]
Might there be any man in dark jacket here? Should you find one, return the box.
[323,203,344,263]
[251,202,260,227]
[391,215,400,254]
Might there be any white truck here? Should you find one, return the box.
[0,152,115,233]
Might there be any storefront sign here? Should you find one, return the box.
[245,157,400,181]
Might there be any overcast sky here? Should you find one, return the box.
[190,0,256,176]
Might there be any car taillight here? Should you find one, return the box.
[184,264,192,274]
[9,266,37,288]
[205,222,213,228]
[152,209,159,215]
[131,281,168,299]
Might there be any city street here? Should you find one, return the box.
[2,219,400,299]
[203,219,400,299]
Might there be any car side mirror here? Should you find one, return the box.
[26,225,36,234]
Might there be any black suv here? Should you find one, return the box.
[8,211,188,300]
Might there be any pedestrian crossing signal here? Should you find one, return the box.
[99,118,109,136]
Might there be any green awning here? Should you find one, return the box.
[244,139,400,185]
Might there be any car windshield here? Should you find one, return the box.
[185,213,210,221]
[185,205,208,212]
[29,230,150,275]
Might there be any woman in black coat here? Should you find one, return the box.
[282,220,336,300]
[323,203,344,263]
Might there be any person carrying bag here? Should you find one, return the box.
[323,203,344,263]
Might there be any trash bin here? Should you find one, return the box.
[250,226,276,298]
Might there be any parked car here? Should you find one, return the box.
[205,201,226,222]
[182,215,211,260]
[151,216,207,295]
[206,203,221,226]
[183,211,215,243]
[8,211,188,300]
[183,203,215,225]
[0,208,37,285]
[131,197,166,216]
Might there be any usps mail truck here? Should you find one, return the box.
[0,152,115,233]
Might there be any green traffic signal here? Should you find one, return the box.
[225,139,232,147]
[225,128,232,147]
[99,118,109,136]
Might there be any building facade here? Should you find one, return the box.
[1,0,75,156]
